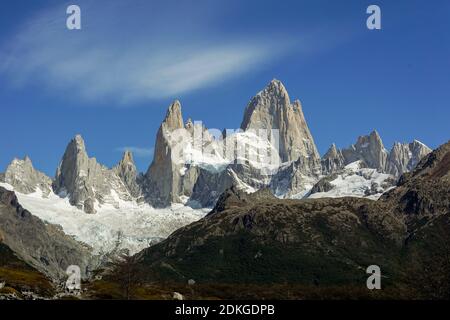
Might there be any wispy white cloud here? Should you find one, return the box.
[115,146,154,158]
[0,1,293,105]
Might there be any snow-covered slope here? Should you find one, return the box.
[0,182,208,255]
[305,161,396,200]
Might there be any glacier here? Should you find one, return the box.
[0,182,208,255]
[306,161,395,200]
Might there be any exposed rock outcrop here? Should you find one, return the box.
[0,242,55,298]
[310,160,396,200]
[3,157,52,196]
[341,130,388,172]
[148,80,324,206]
[113,150,143,200]
[134,141,450,292]
[188,168,233,208]
[0,186,93,279]
[136,188,406,285]
[189,80,323,204]
[240,79,320,163]
[321,143,345,175]
[146,81,437,207]
[270,154,321,197]
[144,101,192,207]
[0,80,434,213]
[53,135,134,213]
[381,140,450,222]
[335,131,431,179]
[386,140,432,177]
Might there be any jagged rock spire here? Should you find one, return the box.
[240,79,320,163]
[145,101,189,207]
[387,139,432,176]
[341,130,388,171]
[240,79,289,131]
[3,156,52,196]
[123,150,134,163]
[53,134,96,213]
[114,150,141,199]
[163,100,184,131]
[54,135,135,213]
[337,131,431,177]
[321,143,345,175]
[323,143,339,159]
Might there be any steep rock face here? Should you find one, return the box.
[270,154,321,198]
[312,135,431,202]
[309,161,396,200]
[381,140,450,223]
[53,135,134,213]
[148,80,324,207]
[237,80,322,198]
[113,150,143,200]
[386,140,432,177]
[341,130,388,172]
[133,143,450,289]
[321,143,345,175]
[121,141,450,299]
[338,131,431,179]
[241,80,319,163]
[145,101,195,207]
[187,81,325,204]
[3,157,52,196]
[188,168,233,208]
[145,100,230,207]
[0,242,55,297]
[3,80,430,213]
[0,187,93,279]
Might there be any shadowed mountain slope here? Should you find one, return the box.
[132,142,450,298]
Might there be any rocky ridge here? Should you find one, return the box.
[1,80,433,212]
[113,150,143,200]
[53,135,139,213]
[325,131,431,178]
[133,141,450,292]
[3,157,52,196]
[0,186,93,279]
[240,79,320,162]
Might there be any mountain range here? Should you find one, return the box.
[1,79,443,299]
[0,80,432,213]
[128,139,450,299]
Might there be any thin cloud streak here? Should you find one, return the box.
[0,2,293,105]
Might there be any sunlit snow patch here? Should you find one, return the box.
[305,161,396,200]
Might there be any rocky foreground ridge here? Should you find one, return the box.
[130,141,450,299]
[0,186,93,280]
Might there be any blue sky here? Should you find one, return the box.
[0,0,449,175]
